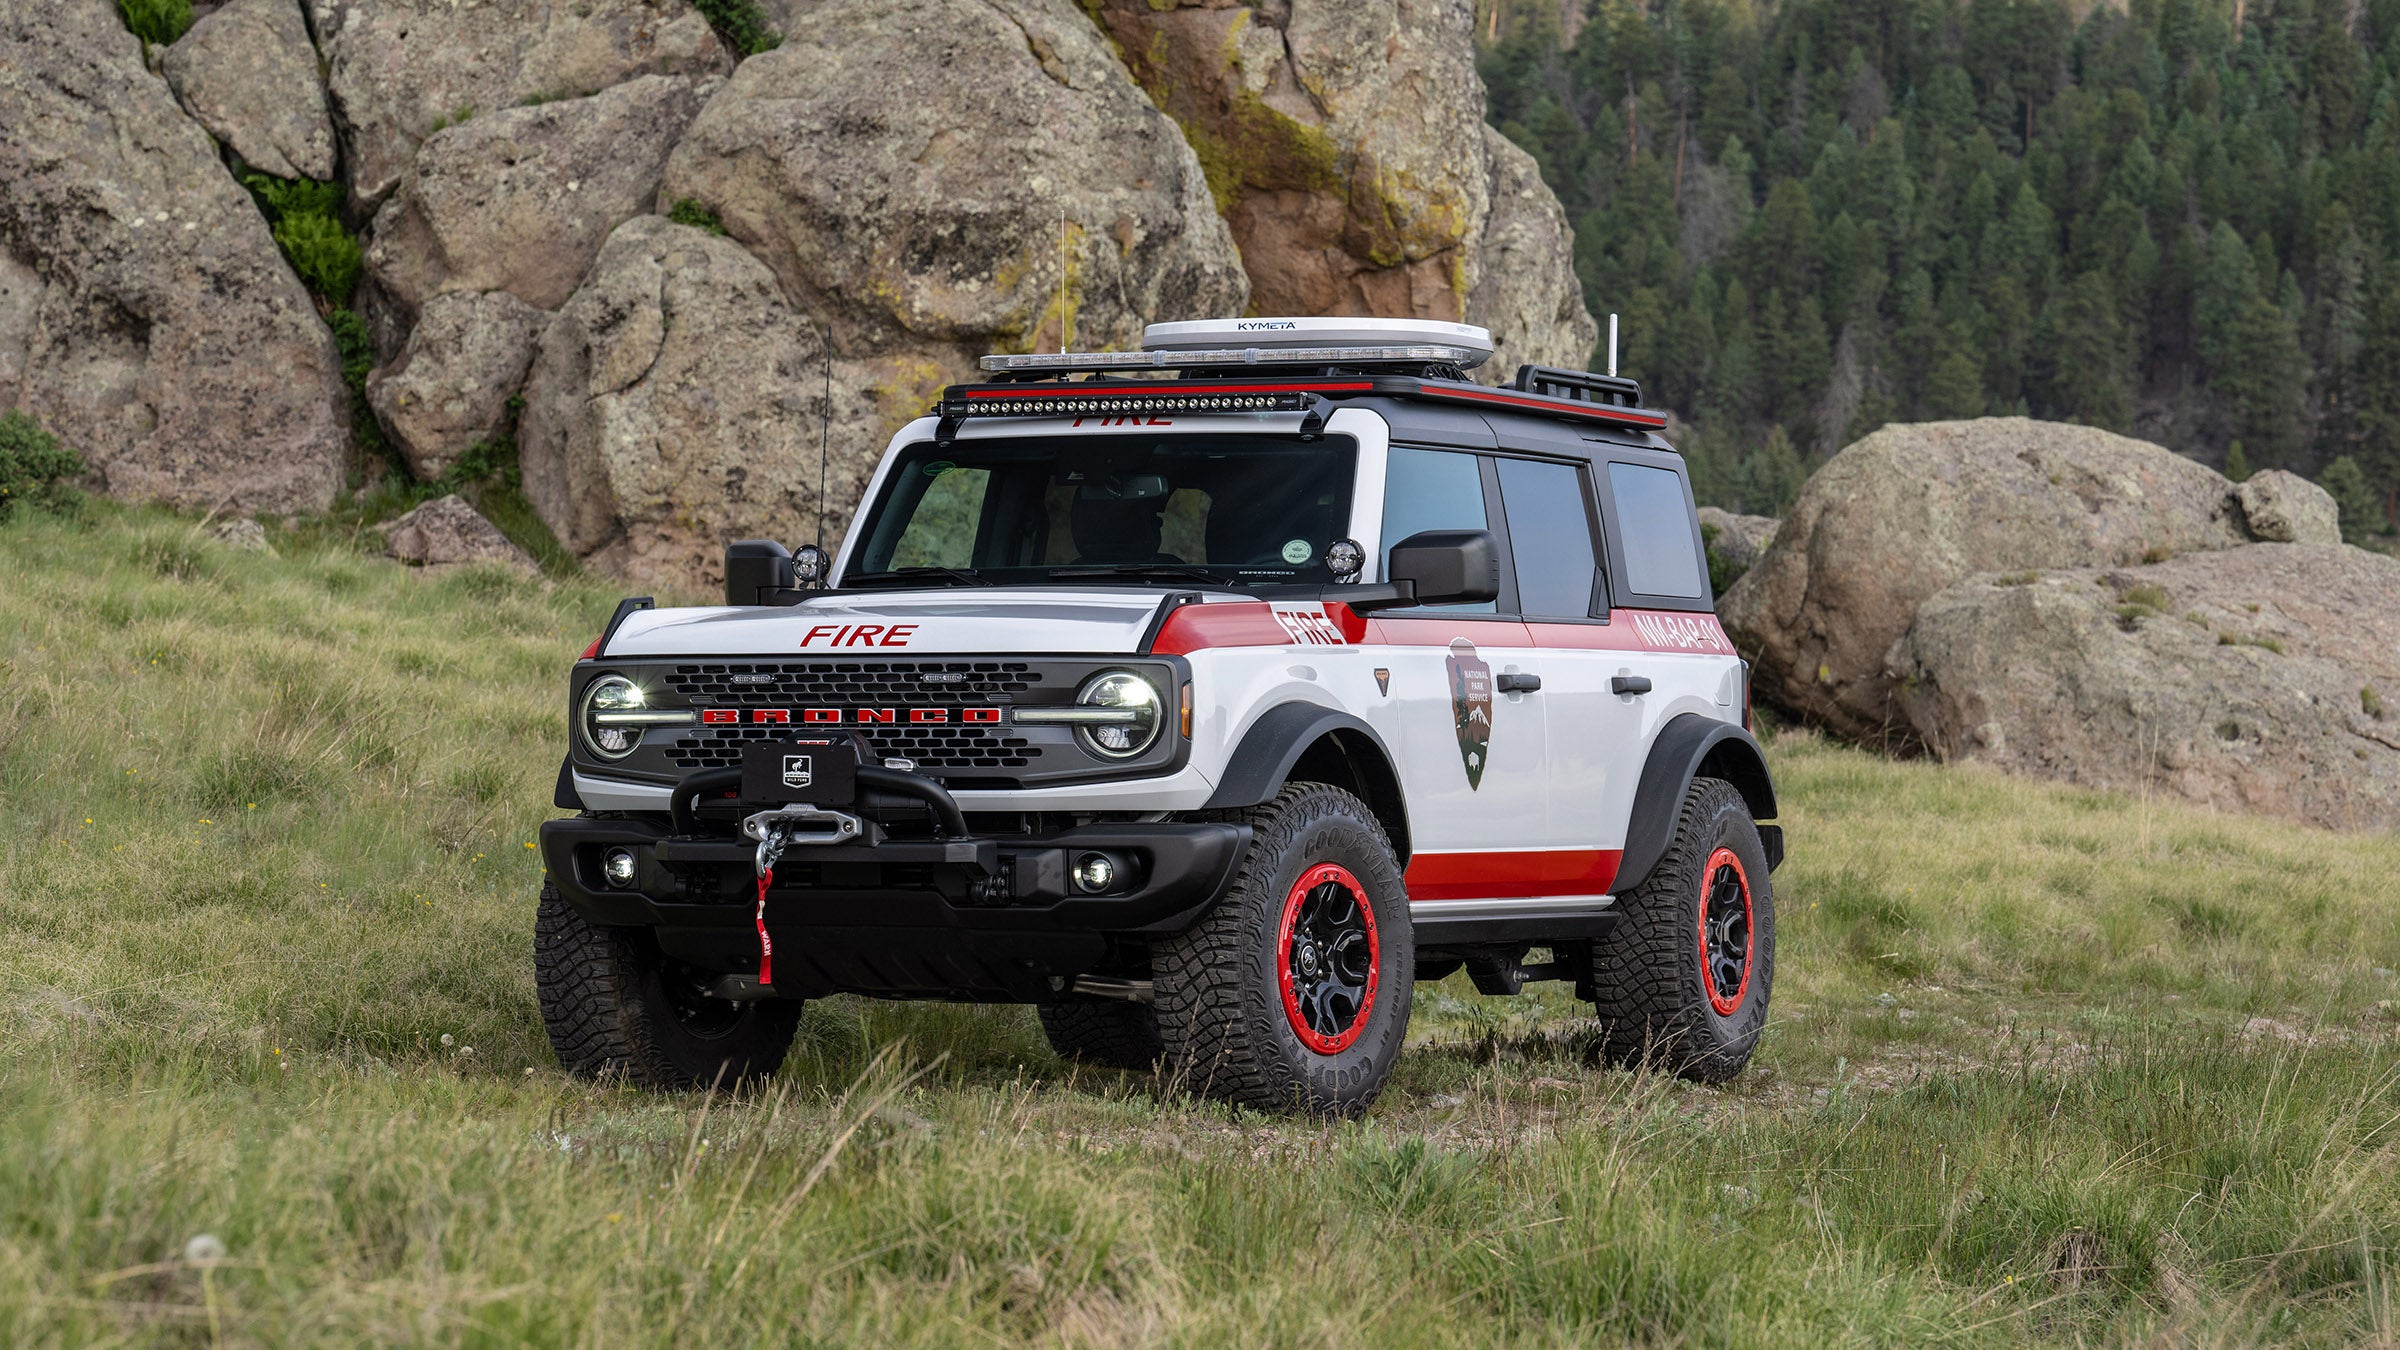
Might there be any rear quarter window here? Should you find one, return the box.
[1604,461,1708,603]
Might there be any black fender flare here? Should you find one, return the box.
[1202,702,1411,862]
[1614,713,1779,894]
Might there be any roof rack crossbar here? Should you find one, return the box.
[1509,363,1645,408]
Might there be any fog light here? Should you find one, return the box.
[1072,853,1116,894]
[602,848,637,888]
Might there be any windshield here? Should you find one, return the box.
[846,433,1359,587]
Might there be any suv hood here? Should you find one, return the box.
[599,588,1181,658]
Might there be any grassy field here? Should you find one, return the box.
[2,503,2397,1346]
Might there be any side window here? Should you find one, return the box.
[1381,446,1494,612]
[1605,461,1707,600]
[1495,457,1600,618]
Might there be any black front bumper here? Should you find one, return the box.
[539,813,1249,1001]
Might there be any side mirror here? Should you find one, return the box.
[1386,528,1499,607]
[724,539,794,606]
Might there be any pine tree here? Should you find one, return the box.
[2320,456,2383,542]
[1738,425,1808,516]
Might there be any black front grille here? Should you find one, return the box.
[666,660,1042,704]
[665,722,1037,772]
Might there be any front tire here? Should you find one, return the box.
[1587,777,1774,1082]
[1153,783,1413,1117]
[535,884,801,1089]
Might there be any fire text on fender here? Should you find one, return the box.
[1271,603,1346,646]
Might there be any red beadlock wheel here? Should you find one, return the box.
[1276,862,1380,1055]
[1697,847,1754,1016]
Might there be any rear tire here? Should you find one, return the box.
[1153,783,1412,1117]
[1037,1001,1165,1070]
[535,884,801,1089]
[1587,777,1774,1082]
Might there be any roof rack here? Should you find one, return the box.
[1510,363,1647,409]
[939,316,1666,442]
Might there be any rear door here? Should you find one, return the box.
[1490,455,1647,885]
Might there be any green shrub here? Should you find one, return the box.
[274,211,363,303]
[0,411,85,521]
[115,0,191,45]
[690,0,779,55]
[240,172,363,306]
[667,197,728,236]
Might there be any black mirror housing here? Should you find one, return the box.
[724,539,794,606]
[1385,528,1500,607]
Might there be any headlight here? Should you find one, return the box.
[1020,669,1162,758]
[1079,671,1162,757]
[578,674,694,759]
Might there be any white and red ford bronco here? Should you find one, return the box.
[536,317,1783,1115]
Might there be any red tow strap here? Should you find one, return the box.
[754,867,774,987]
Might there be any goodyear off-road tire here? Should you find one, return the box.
[535,884,801,1089]
[1587,777,1774,1082]
[1036,1002,1165,1071]
[1152,783,1412,1117]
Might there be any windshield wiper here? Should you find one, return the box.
[845,566,995,588]
[1046,563,1244,585]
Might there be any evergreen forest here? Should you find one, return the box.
[1477,0,2400,541]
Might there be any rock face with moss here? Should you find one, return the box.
[309,0,730,206]
[161,0,338,181]
[660,0,1247,371]
[0,0,346,514]
[1084,0,1593,374]
[518,216,884,590]
[1889,545,2400,831]
[1467,126,1599,377]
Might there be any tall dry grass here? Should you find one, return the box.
[1,504,2396,1345]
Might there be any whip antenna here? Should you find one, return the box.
[818,326,831,547]
[1059,205,1068,353]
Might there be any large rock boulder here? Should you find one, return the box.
[0,0,347,514]
[379,493,536,572]
[1696,506,1777,582]
[365,289,547,480]
[1087,0,1490,324]
[1721,418,2252,741]
[1466,126,1600,376]
[1890,545,2400,831]
[2235,470,2341,545]
[660,0,1247,369]
[161,0,338,181]
[309,0,730,206]
[519,216,881,590]
[364,74,711,328]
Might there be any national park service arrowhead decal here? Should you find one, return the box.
[1446,640,1492,790]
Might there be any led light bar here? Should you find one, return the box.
[592,709,698,727]
[979,344,1484,375]
[947,389,1319,417]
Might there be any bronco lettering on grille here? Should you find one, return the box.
[701,707,1007,725]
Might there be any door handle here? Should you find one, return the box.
[1495,672,1541,694]
[1611,675,1653,695]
